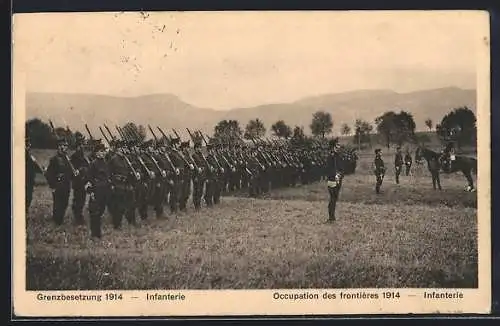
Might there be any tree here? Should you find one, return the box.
[244,118,266,140]
[375,111,397,148]
[436,106,476,148]
[375,110,416,148]
[271,120,292,139]
[213,119,243,144]
[25,118,56,149]
[310,111,333,138]
[122,122,146,142]
[425,118,433,131]
[341,123,351,136]
[353,119,373,149]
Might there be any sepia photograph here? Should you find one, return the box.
[12,10,491,316]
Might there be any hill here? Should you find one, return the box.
[25,87,476,140]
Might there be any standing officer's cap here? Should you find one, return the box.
[375,148,381,154]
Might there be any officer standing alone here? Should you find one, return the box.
[394,146,403,184]
[374,148,386,194]
[325,138,343,223]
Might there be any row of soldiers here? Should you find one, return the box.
[26,127,359,239]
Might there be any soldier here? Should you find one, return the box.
[404,149,413,176]
[25,137,45,213]
[374,148,386,194]
[325,138,343,223]
[191,140,206,210]
[85,141,109,239]
[108,142,138,229]
[440,142,456,172]
[394,146,403,184]
[70,133,90,225]
[45,138,76,225]
[178,140,194,212]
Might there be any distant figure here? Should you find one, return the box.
[325,138,343,223]
[404,149,413,176]
[45,138,75,225]
[374,148,386,194]
[440,142,456,173]
[394,146,403,184]
[25,138,44,213]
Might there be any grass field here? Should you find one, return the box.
[25,148,478,290]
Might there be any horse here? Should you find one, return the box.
[414,145,477,191]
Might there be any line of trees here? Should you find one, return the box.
[26,106,477,150]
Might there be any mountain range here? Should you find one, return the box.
[25,87,476,140]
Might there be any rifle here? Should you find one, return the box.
[172,129,181,140]
[48,119,79,177]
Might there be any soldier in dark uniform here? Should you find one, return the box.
[70,133,90,225]
[108,143,138,228]
[325,138,343,223]
[404,149,413,176]
[85,141,110,239]
[374,148,386,194]
[191,140,206,210]
[25,137,45,213]
[203,144,216,207]
[45,138,76,225]
[394,146,403,184]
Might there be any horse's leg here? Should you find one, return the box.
[431,172,437,190]
[463,169,475,191]
[436,172,442,190]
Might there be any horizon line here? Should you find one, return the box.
[26,86,477,112]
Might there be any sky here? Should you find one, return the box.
[13,11,486,110]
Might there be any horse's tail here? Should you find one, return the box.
[471,157,478,173]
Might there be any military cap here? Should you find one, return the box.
[171,137,180,145]
[193,140,202,149]
[206,144,213,150]
[75,133,85,146]
[25,137,31,146]
[396,146,401,150]
[180,140,190,149]
[57,137,69,146]
[93,140,106,152]
[375,148,382,154]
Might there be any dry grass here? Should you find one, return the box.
[25,149,478,290]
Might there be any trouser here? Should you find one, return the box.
[405,163,412,176]
[179,177,191,211]
[88,187,109,238]
[26,180,34,213]
[110,185,136,228]
[375,173,384,193]
[152,180,166,218]
[52,186,70,225]
[135,182,148,220]
[72,184,86,224]
[213,176,223,205]
[328,181,342,221]
[204,178,214,207]
[192,178,205,210]
[395,165,402,184]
